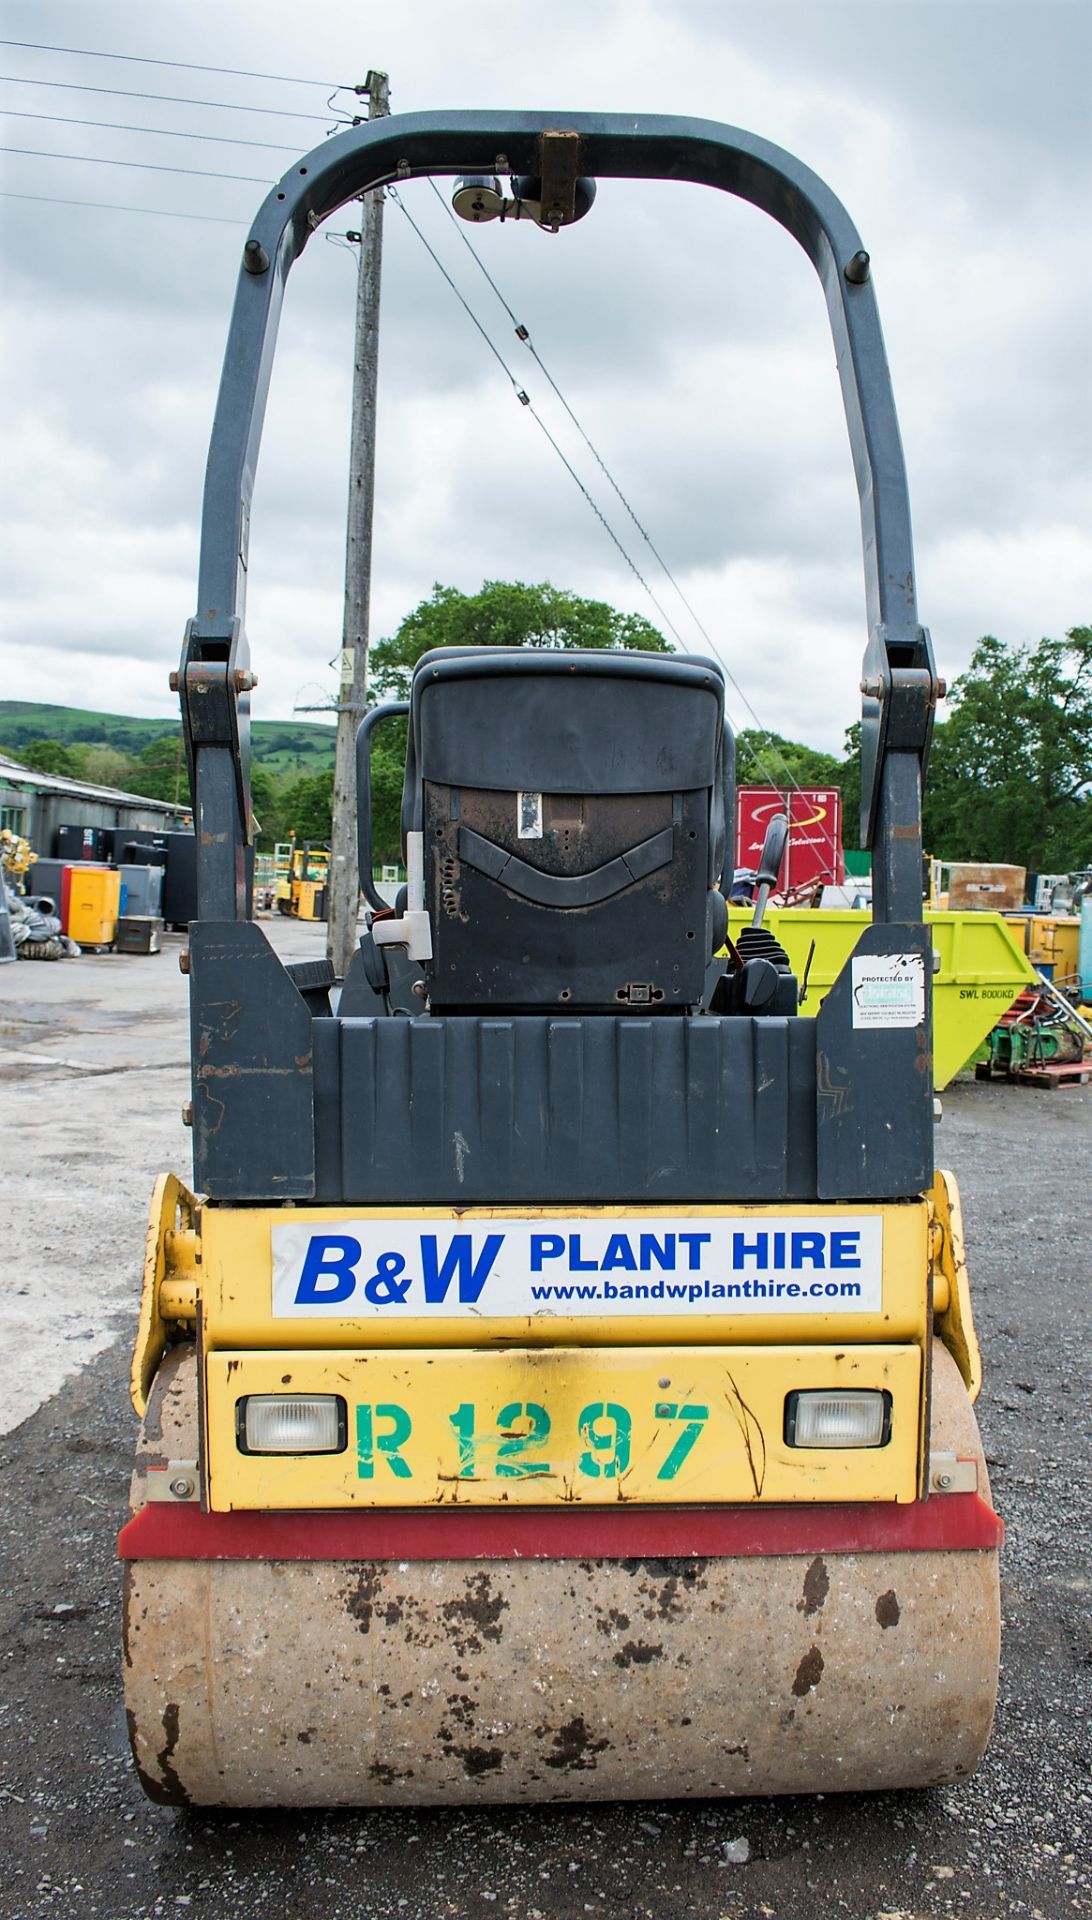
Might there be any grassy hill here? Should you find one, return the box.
[0,701,337,774]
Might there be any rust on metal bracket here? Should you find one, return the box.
[538,129,583,229]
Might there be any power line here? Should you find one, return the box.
[430,184,703,605]
[0,73,329,120]
[386,188,529,399]
[427,180,523,328]
[522,398,698,650]
[452,238,824,826]
[0,39,352,90]
[0,188,248,225]
[423,180,814,812]
[420,184,806,805]
[389,189,731,681]
[0,108,302,151]
[1,144,271,184]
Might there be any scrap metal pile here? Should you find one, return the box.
[977,972,1092,1088]
[1,831,80,961]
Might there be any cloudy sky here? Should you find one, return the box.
[1,0,1089,756]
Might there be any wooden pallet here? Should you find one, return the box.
[1013,1059,1091,1089]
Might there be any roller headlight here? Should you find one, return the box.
[237,1394,346,1455]
[784,1389,891,1448]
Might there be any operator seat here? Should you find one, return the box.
[401,647,732,1013]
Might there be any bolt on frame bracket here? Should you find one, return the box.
[928,1451,979,1495]
[144,1461,201,1503]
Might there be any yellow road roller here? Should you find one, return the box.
[121,109,1002,1807]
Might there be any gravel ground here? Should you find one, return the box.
[0,932,1089,1920]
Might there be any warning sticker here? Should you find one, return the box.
[517,791,543,839]
[851,952,926,1029]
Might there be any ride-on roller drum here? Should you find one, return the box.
[121,109,1002,1808]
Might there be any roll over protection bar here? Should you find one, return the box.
[179,111,939,925]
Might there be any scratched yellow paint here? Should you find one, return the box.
[195,1201,930,1353]
[205,1343,921,1510]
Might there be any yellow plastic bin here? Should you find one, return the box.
[66,866,121,949]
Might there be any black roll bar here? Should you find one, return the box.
[178,111,940,925]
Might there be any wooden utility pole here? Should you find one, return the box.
[327,68,389,980]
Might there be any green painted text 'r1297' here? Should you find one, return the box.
[354,1401,709,1481]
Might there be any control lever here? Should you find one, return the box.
[752,813,789,928]
[726,812,793,1016]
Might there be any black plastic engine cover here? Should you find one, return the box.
[425,783,711,1012]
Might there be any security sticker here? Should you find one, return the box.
[851,952,926,1029]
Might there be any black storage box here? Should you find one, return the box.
[111,828,169,865]
[55,823,112,863]
[115,916,163,954]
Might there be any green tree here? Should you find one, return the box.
[249,764,285,848]
[369,580,669,699]
[840,722,862,852]
[367,720,409,867]
[736,727,844,794]
[279,769,334,845]
[10,737,81,776]
[130,732,186,804]
[79,744,141,790]
[923,627,1092,869]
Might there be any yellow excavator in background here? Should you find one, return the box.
[273,835,330,921]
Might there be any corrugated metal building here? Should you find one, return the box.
[0,751,188,854]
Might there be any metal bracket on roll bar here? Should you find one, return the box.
[175,616,255,920]
[537,129,583,229]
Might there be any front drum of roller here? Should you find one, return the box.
[123,1343,1000,1808]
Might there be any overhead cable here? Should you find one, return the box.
[0,73,330,120]
[2,172,399,223]
[389,186,773,724]
[386,188,536,403]
[0,39,352,89]
[519,399,700,654]
[0,108,301,151]
[421,180,810,805]
[1,144,271,184]
[0,188,247,224]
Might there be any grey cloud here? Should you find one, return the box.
[1,0,1088,757]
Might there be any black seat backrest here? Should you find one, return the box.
[402,648,732,1013]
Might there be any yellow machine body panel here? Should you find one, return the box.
[147,1199,936,1514]
[290,878,326,920]
[929,1168,983,1401]
[190,1198,931,1355]
[205,1340,921,1510]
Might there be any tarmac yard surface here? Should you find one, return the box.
[1,922,1089,1920]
